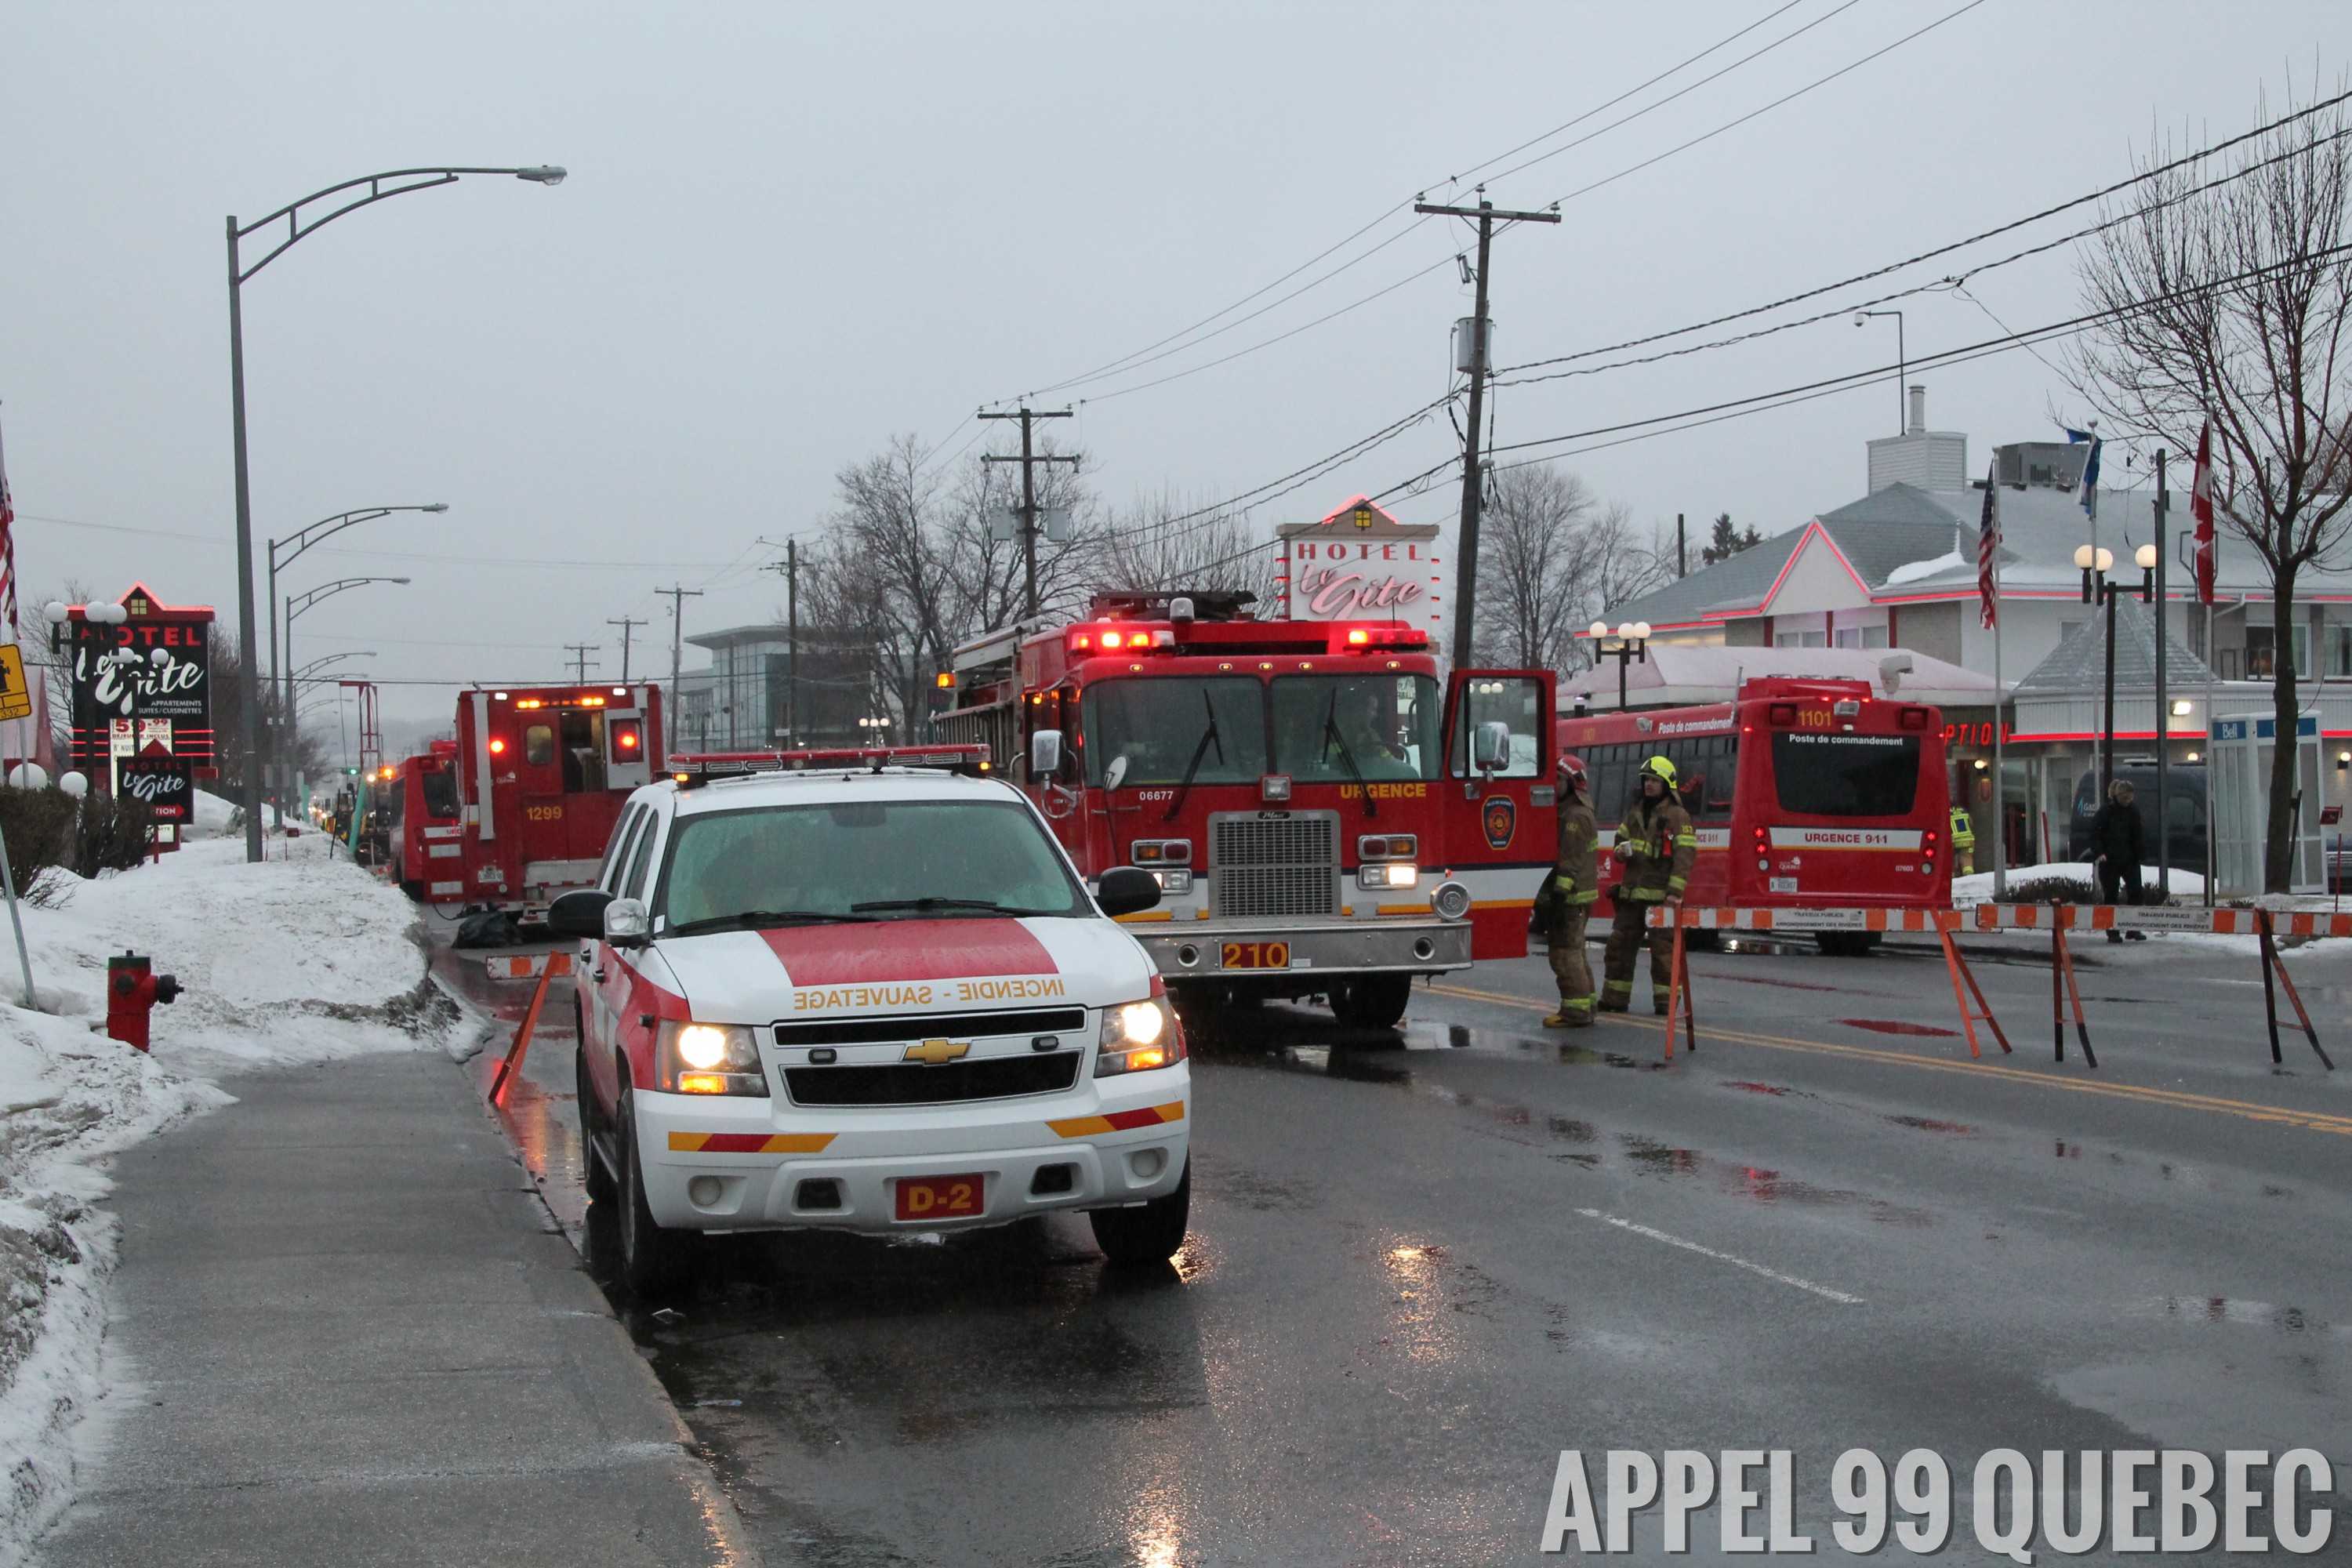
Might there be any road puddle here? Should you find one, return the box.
[1617,1134,1935,1225]
[1836,1018,1959,1038]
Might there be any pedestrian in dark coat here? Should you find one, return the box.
[2090,778,2147,942]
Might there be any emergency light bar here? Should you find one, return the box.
[665,746,993,786]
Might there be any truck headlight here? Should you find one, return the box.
[1357,861,1418,890]
[657,1021,767,1095]
[1096,997,1185,1076]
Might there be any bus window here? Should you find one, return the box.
[1452,677,1544,778]
[1272,673,1440,783]
[420,768,459,822]
[1770,732,1922,816]
[1704,738,1739,819]
[525,725,556,767]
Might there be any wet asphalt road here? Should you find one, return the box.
[436,928,2352,1566]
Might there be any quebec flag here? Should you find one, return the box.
[2065,427,2102,521]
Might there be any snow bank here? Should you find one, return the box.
[1951,862,2205,906]
[187,787,281,837]
[0,832,450,1562]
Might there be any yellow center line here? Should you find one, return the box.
[1425,982,2352,1137]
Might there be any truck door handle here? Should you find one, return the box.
[591,965,607,983]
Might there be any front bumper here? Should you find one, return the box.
[1130,917,1472,981]
[630,1069,1191,1233]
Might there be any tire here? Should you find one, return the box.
[1329,973,1413,1029]
[1090,1160,1190,1267]
[577,1041,616,1203]
[615,1086,686,1295]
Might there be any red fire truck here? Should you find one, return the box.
[1557,677,1952,954]
[932,590,1555,1027]
[433,684,664,920]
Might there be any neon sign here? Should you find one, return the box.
[1940,721,2012,748]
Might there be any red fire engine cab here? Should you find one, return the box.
[439,684,663,920]
[933,590,1555,1029]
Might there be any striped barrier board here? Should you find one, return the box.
[1968,905,2352,938]
[1648,906,1957,933]
[482,951,575,979]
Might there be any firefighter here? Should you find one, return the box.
[1949,797,1976,877]
[1601,754,1697,1014]
[1543,753,1599,1029]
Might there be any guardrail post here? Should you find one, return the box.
[2049,921,2095,1069]
[2256,909,2334,1071]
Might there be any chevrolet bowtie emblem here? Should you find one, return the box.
[904,1038,970,1065]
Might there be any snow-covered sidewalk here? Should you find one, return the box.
[0,829,463,1562]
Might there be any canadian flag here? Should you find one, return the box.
[2190,419,2217,606]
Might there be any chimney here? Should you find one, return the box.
[1907,384,1926,435]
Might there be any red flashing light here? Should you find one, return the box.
[488,738,507,755]
[1072,633,1092,650]
[1767,703,1797,726]
[1100,631,1125,650]
[1900,706,1929,729]
[1346,628,1370,647]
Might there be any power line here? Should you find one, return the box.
[1493,80,2352,381]
[16,512,737,571]
[994,1,1849,408]
[1533,0,1987,212]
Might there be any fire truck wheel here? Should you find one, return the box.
[577,1041,616,1204]
[1090,1160,1190,1267]
[615,1085,688,1295]
[1329,974,1413,1030]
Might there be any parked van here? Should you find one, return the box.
[2066,762,2208,871]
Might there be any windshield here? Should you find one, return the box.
[419,769,459,822]
[1770,732,1922,817]
[1083,677,1267,786]
[656,799,1087,927]
[1271,673,1441,783]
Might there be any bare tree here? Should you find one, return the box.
[1471,465,1671,673]
[1091,490,1281,608]
[2070,85,2352,891]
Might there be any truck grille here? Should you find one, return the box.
[785,1051,1083,1107]
[1211,813,1338,919]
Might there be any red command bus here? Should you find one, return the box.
[933,590,1555,1027]
[1557,677,1951,954]
[383,740,464,900]
[433,684,663,920]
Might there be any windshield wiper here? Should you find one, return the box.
[1321,688,1377,818]
[667,909,877,935]
[1160,688,1225,824]
[850,896,1065,916]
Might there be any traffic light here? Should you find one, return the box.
[344,766,359,776]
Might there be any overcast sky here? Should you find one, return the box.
[7,2,2351,749]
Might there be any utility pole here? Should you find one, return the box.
[762,539,802,746]
[563,643,599,683]
[656,583,704,731]
[604,616,646,681]
[1676,513,1687,579]
[979,407,1079,619]
[1414,189,1560,670]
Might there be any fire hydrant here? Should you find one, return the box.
[106,951,182,1053]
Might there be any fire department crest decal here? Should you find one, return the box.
[1481,795,1516,850]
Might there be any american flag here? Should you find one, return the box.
[0,412,15,638]
[1976,458,2000,629]
[2190,418,2217,605]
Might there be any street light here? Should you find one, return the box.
[227,165,564,862]
[1853,309,1906,434]
[2077,543,2154,797]
[1590,619,1652,711]
[283,579,408,766]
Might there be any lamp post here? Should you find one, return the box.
[283,579,408,775]
[267,506,445,811]
[1589,619,1652,710]
[1853,309,1906,434]
[227,164,564,862]
[2077,543,2155,798]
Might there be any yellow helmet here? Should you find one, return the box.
[1640,754,1676,787]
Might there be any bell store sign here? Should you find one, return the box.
[1276,495,1444,637]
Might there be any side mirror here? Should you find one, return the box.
[1473,720,1512,772]
[1030,728,1065,780]
[604,896,651,948]
[1095,866,1161,919]
[546,887,612,938]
